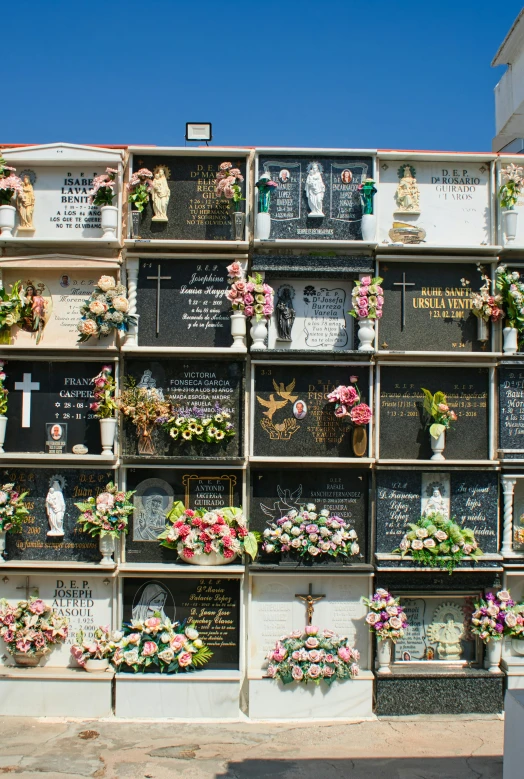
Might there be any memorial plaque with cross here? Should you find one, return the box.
[378,262,483,351]
[137,259,232,347]
[3,360,113,453]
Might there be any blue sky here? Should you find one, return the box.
[5,0,522,151]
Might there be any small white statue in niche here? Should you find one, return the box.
[422,484,449,519]
[46,476,66,537]
[427,602,465,661]
[151,165,171,221]
[305,162,326,217]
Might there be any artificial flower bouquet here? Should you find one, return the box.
[421,388,457,440]
[112,617,212,674]
[118,379,171,442]
[90,365,117,419]
[471,273,504,323]
[127,168,154,212]
[327,376,372,426]
[255,172,278,213]
[262,503,359,560]
[75,482,135,539]
[502,600,524,642]
[349,275,384,320]
[88,168,118,207]
[470,590,515,643]
[0,597,68,658]
[158,502,259,561]
[70,626,119,666]
[162,403,235,444]
[395,513,483,574]
[363,588,409,642]
[225,264,274,321]
[0,360,7,416]
[0,482,29,533]
[215,162,244,211]
[499,163,524,210]
[495,265,524,331]
[265,625,360,685]
[77,275,136,342]
[0,281,25,343]
[0,157,23,206]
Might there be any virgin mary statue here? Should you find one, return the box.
[305,162,326,217]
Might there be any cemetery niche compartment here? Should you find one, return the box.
[122,576,240,670]
[253,363,371,459]
[250,468,369,567]
[130,154,246,241]
[379,366,489,460]
[378,262,482,352]
[499,364,524,459]
[375,469,499,560]
[122,359,244,460]
[3,468,113,563]
[257,154,373,241]
[125,468,242,564]
[3,361,113,455]
[136,259,231,348]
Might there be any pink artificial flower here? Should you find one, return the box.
[142,641,158,657]
[360,276,372,286]
[358,287,369,297]
[349,376,358,384]
[292,665,304,681]
[305,626,318,636]
[305,637,319,649]
[170,634,185,651]
[308,650,322,662]
[244,293,254,304]
[244,306,254,317]
[357,308,369,318]
[337,646,352,662]
[126,633,141,645]
[15,640,31,653]
[267,664,277,678]
[235,282,246,294]
[28,599,46,615]
[178,652,193,667]
[262,304,273,316]
[338,386,359,405]
[335,404,348,418]
[144,617,161,629]
[227,262,243,278]
[350,403,372,426]
[375,309,383,319]
[308,664,322,678]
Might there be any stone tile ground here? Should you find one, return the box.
[0,716,504,778]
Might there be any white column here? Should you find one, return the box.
[502,477,517,557]
[125,258,139,347]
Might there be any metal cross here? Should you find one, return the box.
[295,583,326,626]
[393,272,415,330]
[147,264,172,336]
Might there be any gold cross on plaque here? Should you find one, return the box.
[295,583,326,625]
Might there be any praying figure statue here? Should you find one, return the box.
[17,175,35,230]
[423,486,448,519]
[46,479,65,537]
[395,165,420,214]
[427,603,465,661]
[305,162,326,217]
[151,167,170,221]
[276,287,295,342]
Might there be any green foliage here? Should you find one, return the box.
[192,646,214,667]
[395,512,483,575]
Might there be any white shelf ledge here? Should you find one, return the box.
[119,563,245,575]
[121,345,246,355]
[249,456,374,464]
[124,239,249,250]
[0,560,117,571]
[0,453,119,465]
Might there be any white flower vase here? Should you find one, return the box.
[503,209,518,243]
[255,212,271,240]
[84,658,110,673]
[376,638,392,674]
[100,205,119,240]
[0,529,6,565]
[100,417,117,457]
[99,534,115,566]
[0,415,7,453]
[250,317,268,350]
[486,639,502,673]
[361,214,376,241]
[230,311,247,350]
[511,638,524,656]
[0,206,16,237]
[357,317,375,352]
[430,431,446,461]
[477,317,489,343]
[503,326,519,354]
[179,550,238,566]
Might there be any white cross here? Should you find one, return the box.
[14,373,40,428]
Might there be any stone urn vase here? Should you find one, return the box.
[13,652,44,667]
[255,212,271,240]
[503,209,518,243]
[250,317,268,350]
[0,206,16,237]
[503,326,519,355]
[477,317,489,343]
[357,318,375,352]
[231,210,245,241]
[84,658,110,673]
[376,638,393,674]
[0,415,7,453]
[179,550,238,566]
[100,418,117,457]
[485,639,502,673]
[0,529,6,564]
[100,206,119,240]
[430,431,446,461]
[361,214,376,242]
[99,534,115,566]
[352,427,367,457]
[230,311,247,350]
[511,638,524,656]
[130,209,141,238]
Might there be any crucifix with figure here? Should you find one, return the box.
[147,264,172,336]
[393,272,415,330]
[295,583,326,625]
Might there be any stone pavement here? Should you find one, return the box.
[0,716,504,778]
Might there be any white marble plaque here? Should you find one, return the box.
[267,278,354,350]
[378,159,491,246]
[249,574,370,674]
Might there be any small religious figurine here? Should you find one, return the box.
[276,286,295,341]
[136,494,167,541]
[295,583,326,625]
[358,177,377,215]
[427,602,465,660]
[151,166,170,221]
[422,485,448,519]
[395,165,420,214]
[21,282,47,344]
[17,174,35,231]
[305,162,326,217]
[137,369,165,400]
[46,478,65,537]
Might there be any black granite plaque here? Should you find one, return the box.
[122,359,243,459]
[376,471,499,554]
[137,259,231,347]
[131,155,246,241]
[122,577,240,669]
[258,155,373,240]
[3,361,114,454]
[378,263,481,352]
[379,366,489,460]
[253,364,370,458]
[251,469,368,564]
[499,366,524,458]
[125,468,242,564]
[3,468,112,562]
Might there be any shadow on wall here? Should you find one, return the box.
[216,756,503,779]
